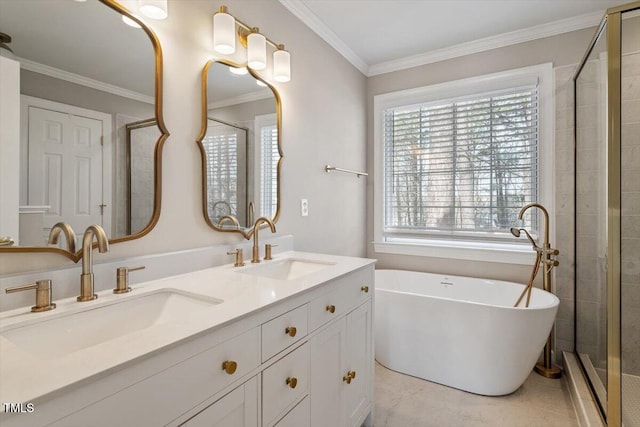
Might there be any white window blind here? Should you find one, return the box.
[383,86,538,241]
[203,124,239,220]
[260,123,278,219]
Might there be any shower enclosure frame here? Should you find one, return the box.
[573,2,640,426]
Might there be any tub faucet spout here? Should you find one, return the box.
[78,224,109,302]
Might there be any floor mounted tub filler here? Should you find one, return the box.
[374,269,559,396]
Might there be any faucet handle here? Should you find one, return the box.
[227,249,245,267]
[6,280,56,312]
[114,266,145,294]
[264,244,278,260]
[547,247,560,256]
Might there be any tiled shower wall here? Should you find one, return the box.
[621,50,640,376]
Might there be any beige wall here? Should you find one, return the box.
[0,0,367,274]
[21,70,155,119]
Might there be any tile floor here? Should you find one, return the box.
[374,362,579,427]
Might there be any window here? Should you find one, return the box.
[255,114,278,219]
[374,64,553,263]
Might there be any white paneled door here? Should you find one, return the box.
[26,102,110,243]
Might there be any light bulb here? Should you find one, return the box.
[273,46,290,82]
[247,29,266,70]
[229,66,248,75]
[139,0,168,20]
[122,15,141,28]
[213,7,235,54]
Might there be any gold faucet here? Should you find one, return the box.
[5,279,56,312]
[48,222,77,253]
[513,203,561,379]
[78,225,109,302]
[250,216,276,263]
[218,215,240,228]
[515,203,559,280]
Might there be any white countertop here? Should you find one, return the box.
[0,251,375,406]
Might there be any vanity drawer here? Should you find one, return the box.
[50,327,260,427]
[274,395,310,427]
[262,342,309,427]
[309,269,372,332]
[181,376,258,427]
[262,303,308,361]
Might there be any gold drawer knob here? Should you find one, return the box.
[342,370,356,384]
[285,326,297,337]
[222,360,238,375]
[361,286,369,293]
[286,377,298,389]
[326,305,336,314]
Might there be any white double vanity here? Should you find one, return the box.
[0,251,375,427]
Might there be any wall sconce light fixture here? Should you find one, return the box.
[120,0,169,28]
[212,5,291,82]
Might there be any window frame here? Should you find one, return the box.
[373,63,554,265]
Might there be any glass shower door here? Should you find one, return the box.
[575,22,608,418]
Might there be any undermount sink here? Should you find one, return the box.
[0,289,222,359]
[238,258,335,280]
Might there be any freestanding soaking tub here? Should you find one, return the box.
[375,269,559,396]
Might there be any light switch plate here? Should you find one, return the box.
[301,199,308,216]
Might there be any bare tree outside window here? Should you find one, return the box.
[383,86,538,240]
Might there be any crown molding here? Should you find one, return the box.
[207,89,274,110]
[18,57,154,104]
[368,11,603,76]
[277,0,369,75]
[278,0,604,78]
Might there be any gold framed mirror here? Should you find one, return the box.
[0,0,168,262]
[198,59,282,239]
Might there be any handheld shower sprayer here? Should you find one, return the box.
[510,227,538,249]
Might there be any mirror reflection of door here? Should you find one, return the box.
[0,0,162,251]
[126,119,160,235]
[21,96,112,247]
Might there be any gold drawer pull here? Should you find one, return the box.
[222,360,238,375]
[361,286,369,293]
[285,326,297,337]
[326,305,336,314]
[342,370,356,384]
[286,377,298,389]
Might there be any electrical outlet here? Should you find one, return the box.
[300,199,309,216]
